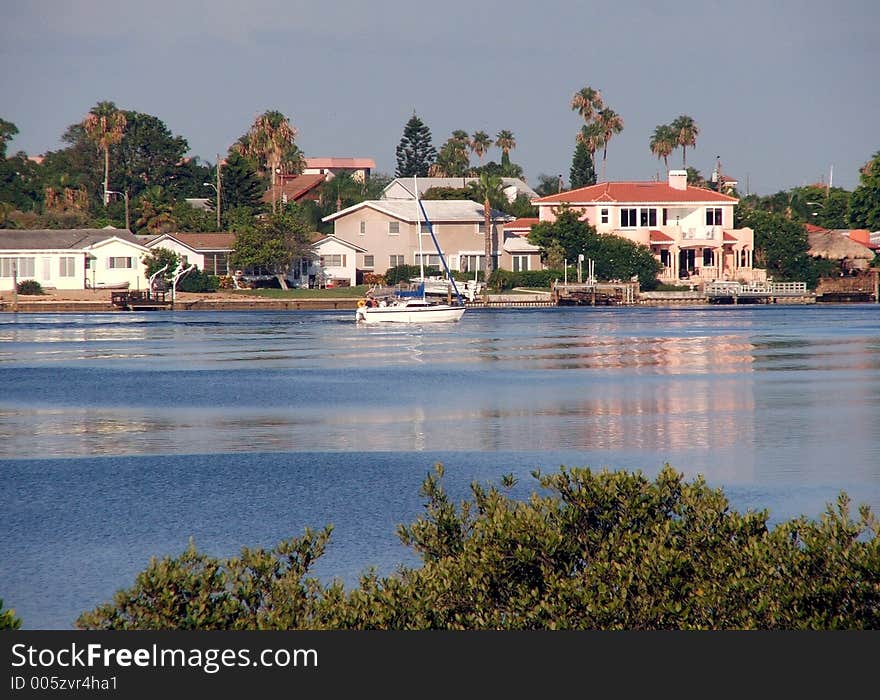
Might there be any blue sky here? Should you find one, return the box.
[2,0,878,195]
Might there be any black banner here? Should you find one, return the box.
[3,630,876,696]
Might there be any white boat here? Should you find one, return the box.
[355,297,465,323]
[356,177,466,324]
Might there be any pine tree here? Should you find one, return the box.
[395,113,437,177]
[570,138,596,189]
[221,151,264,210]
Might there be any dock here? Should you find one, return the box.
[552,282,639,306]
[705,281,816,304]
[111,290,172,311]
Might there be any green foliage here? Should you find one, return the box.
[533,173,563,197]
[569,138,596,189]
[0,598,22,630]
[77,465,880,630]
[176,268,220,293]
[221,151,265,212]
[113,111,189,199]
[171,200,215,233]
[849,151,880,231]
[395,114,437,178]
[16,279,44,295]
[422,186,471,201]
[489,269,558,290]
[528,205,595,260]
[383,264,440,285]
[500,193,537,219]
[434,132,470,177]
[737,209,818,284]
[142,247,179,283]
[230,210,313,277]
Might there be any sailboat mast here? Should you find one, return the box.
[414,176,425,299]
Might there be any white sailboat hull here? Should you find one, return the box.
[356,302,465,324]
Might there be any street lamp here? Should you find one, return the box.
[203,155,222,230]
[104,189,130,231]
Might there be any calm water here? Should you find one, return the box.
[2,305,879,629]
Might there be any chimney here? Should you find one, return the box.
[668,169,687,191]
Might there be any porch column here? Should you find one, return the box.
[670,245,678,279]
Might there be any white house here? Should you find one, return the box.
[312,236,367,287]
[0,228,150,291]
[145,232,234,277]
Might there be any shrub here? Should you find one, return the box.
[177,269,220,293]
[76,465,880,630]
[16,279,44,295]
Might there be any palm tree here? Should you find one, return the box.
[570,86,604,124]
[649,124,677,172]
[82,101,127,206]
[468,172,504,282]
[495,129,516,170]
[234,110,303,213]
[576,122,605,170]
[596,107,624,182]
[671,115,699,169]
[470,131,493,166]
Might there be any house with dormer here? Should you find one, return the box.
[531,170,762,283]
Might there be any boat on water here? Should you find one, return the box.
[356,177,466,324]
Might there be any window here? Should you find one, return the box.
[0,257,35,277]
[203,253,229,276]
[388,221,400,235]
[323,254,346,267]
[359,220,366,235]
[640,208,657,227]
[600,208,609,224]
[703,249,715,266]
[415,253,441,267]
[59,257,76,277]
[621,208,637,227]
[706,207,722,226]
[477,222,486,234]
[107,257,133,269]
[662,208,668,226]
[420,223,431,234]
[512,255,530,272]
[389,254,405,267]
[363,255,374,268]
[460,254,484,272]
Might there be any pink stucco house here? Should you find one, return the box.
[531,170,763,283]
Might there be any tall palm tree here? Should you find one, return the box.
[470,131,493,165]
[671,115,699,169]
[495,129,516,169]
[596,107,624,182]
[649,124,677,172]
[234,110,303,213]
[468,173,504,281]
[570,86,604,124]
[82,101,127,206]
[576,122,605,170]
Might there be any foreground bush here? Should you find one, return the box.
[16,279,43,295]
[76,465,880,630]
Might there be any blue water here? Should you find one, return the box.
[2,305,879,628]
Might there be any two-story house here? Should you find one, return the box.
[531,170,762,283]
[322,200,511,277]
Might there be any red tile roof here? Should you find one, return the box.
[265,173,327,204]
[722,231,737,241]
[649,230,674,242]
[503,217,540,230]
[533,181,738,204]
[804,223,829,233]
[305,157,375,169]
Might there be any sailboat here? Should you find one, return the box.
[355,177,467,324]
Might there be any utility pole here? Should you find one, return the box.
[216,154,222,230]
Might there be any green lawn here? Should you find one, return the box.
[232,285,370,299]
